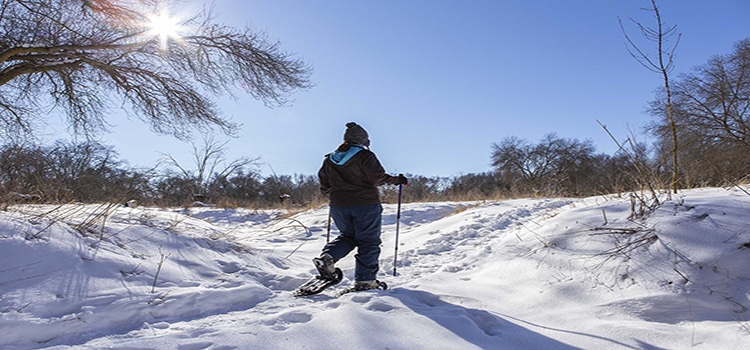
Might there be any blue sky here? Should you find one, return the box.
[97,0,750,178]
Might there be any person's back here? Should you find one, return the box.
[319,141,390,207]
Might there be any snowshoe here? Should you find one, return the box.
[293,254,343,297]
[293,268,343,296]
[338,280,388,296]
[312,254,337,280]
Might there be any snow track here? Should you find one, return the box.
[390,199,572,279]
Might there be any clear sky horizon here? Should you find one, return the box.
[46,0,750,178]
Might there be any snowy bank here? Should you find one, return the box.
[1,188,749,349]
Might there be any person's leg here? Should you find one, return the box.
[352,204,383,281]
[322,206,356,262]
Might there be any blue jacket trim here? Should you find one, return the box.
[329,145,364,165]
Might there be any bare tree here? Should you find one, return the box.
[649,38,750,187]
[0,140,154,203]
[671,39,750,146]
[619,0,680,194]
[0,0,312,138]
[161,135,259,202]
[491,134,596,196]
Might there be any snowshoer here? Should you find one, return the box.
[312,122,406,293]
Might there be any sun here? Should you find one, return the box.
[146,9,183,49]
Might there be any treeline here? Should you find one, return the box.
[0,129,742,208]
[0,136,654,207]
[0,136,627,208]
[0,140,321,208]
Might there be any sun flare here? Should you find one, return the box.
[146,9,182,49]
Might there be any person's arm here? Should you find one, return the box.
[318,159,331,195]
[361,151,407,186]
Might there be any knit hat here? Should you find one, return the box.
[343,122,370,147]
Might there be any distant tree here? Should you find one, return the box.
[620,0,681,193]
[490,136,532,192]
[0,143,48,198]
[260,174,296,205]
[0,140,152,203]
[590,151,645,195]
[153,172,195,206]
[161,135,259,202]
[444,172,506,200]
[400,174,449,202]
[287,174,322,206]
[0,0,312,138]
[45,141,139,202]
[491,134,596,196]
[212,170,263,205]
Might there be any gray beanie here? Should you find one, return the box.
[343,122,370,147]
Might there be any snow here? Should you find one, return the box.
[1,187,749,349]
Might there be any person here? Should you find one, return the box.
[315,122,407,291]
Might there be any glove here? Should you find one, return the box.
[390,174,407,186]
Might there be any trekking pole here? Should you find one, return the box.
[326,208,332,244]
[392,180,403,276]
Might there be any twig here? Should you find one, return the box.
[151,247,169,293]
[725,175,750,196]
[673,267,690,284]
[588,227,652,235]
[285,241,306,259]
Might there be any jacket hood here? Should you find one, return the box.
[329,145,364,165]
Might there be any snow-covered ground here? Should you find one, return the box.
[1,187,749,349]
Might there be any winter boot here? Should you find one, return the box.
[312,253,337,280]
[354,280,386,291]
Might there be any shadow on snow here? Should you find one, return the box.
[388,288,580,349]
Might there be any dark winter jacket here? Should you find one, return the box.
[318,144,398,207]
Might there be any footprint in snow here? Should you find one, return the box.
[177,341,213,350]
[367,301,395,312]
[216,260,241,273]
[324,301,342,309]
[280,311,313,323]
[263,310,313,331]
[350,295,371,304]
[188,327,217,338]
